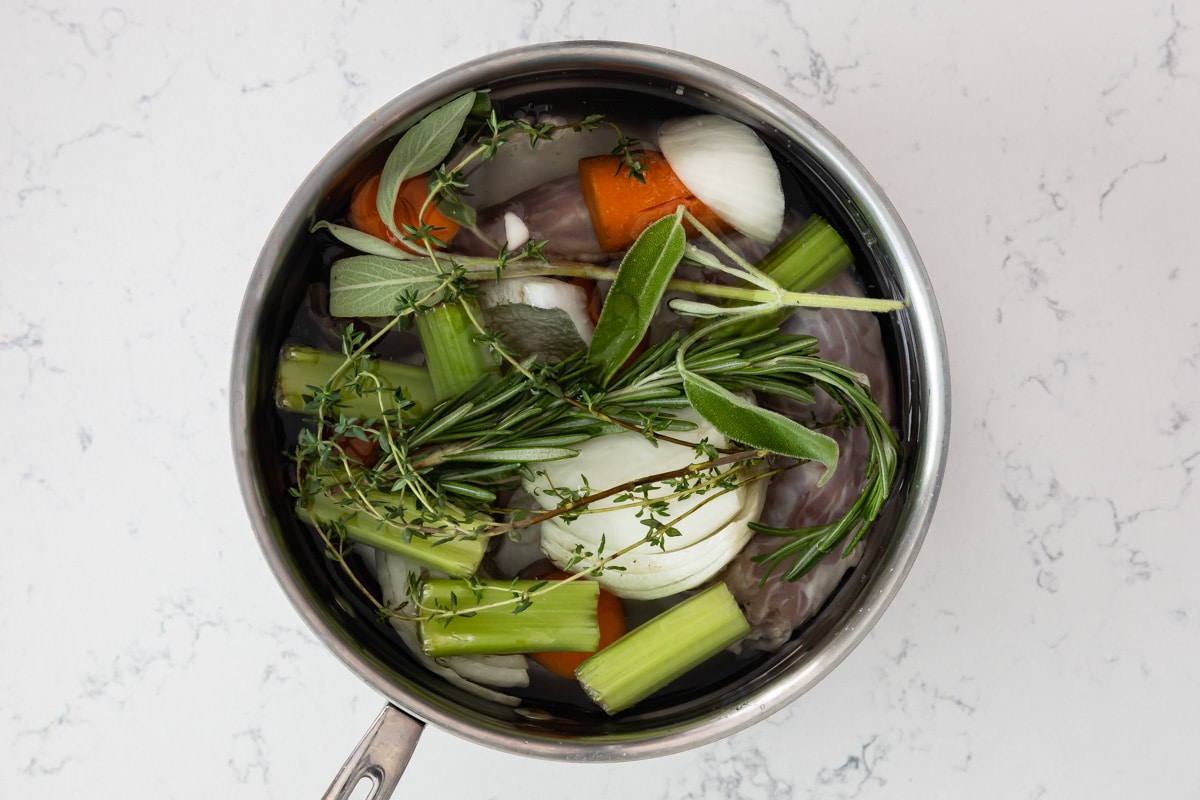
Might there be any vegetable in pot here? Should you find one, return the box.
[418,578,601,657]
[376,550,529,706]
[575,582,751,715]
[525,406,768,600]
[298,487,488,578]
[349,172,462,253]
[528,571,627,679]
[658,114,785,244]
[275,344,436,422]
[578,150,729,252]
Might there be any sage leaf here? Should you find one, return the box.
[311,220,420,260]
[588,211,686,385]
[681,370,839,481]
[329,255,447,318]
[377,92,477,240]
[436,193,478,230]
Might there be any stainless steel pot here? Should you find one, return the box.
[231,40,950,798]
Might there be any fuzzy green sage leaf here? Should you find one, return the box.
[436,192,478,230]
[329,255,448,318]
[311,220,421,260]
[681,369,839,481]
[588,210,686,385]
[377,92,477,241]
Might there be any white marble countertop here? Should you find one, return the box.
[4,1,1198,797]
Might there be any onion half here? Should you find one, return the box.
[524,408,765,600]
[658,115,785,244]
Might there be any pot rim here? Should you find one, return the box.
[231,39,950,761]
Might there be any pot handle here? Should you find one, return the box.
[322,704,425,800]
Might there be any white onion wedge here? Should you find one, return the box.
[479,276,594,345]
[658,115,785,244]
[375,550,529,705]
[523,407,766,600]
[538,478,766,600]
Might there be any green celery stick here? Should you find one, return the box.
[414,298,498,401]
[736,215,854,335]
[419,579,600,657]
[298,488,487,578]
[575,582,750,715]
[275,345,436,421]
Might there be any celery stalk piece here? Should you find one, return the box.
[415,298,498,401]
[419,579,600,657]
[575,582,750,715]
[298,488,487,578]
[762,214,854,293]
[737,215,854,335]
[275,345,436,421]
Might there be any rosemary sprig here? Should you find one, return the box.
[745,355,898,581]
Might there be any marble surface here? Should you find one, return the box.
[3,1,1198,797]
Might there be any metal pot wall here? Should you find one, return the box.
[231,40,950,799]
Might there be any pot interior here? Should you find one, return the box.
[232,42,947,760]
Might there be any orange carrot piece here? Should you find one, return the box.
[578,150,729,252]
[529,571,626,680]
[348,172,461,253]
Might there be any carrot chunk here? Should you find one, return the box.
[578,150,729,252]
[529,571,626,680]
[348,172,461,253]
